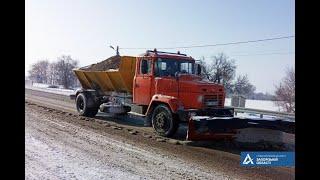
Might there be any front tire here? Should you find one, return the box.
[151,104,179,137]
[76,93,98,117]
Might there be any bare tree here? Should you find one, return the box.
[28,60,50,83]
[274,67,295,113]
[53,55,79,89]
[47,63,58,85]
[198,56,211,80]
[199,53,236,94]
[232,74,256,97]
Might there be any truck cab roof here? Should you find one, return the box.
[139,49,194,61]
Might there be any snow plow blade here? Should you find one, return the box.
[187,116,295,141]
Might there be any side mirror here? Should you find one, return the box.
[196,64,201,75]
[141,60,148,74]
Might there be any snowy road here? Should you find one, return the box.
[25,105,231,179]
[25,92,294,179]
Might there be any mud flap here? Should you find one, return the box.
[187,116,295,141]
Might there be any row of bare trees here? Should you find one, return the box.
[198,53,294,113]
[199,53,256,97]
[28,55,79,89]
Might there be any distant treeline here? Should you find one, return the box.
[28,55,80,89]
[199,53,294,112]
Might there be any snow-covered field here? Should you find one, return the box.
[225,98,281,112]
[25,83,76,96]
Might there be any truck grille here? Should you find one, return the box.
[204,94,223,107]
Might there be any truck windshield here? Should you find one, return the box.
[155,58,194,77]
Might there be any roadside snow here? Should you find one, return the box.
[225,98,282,112]
[25,84,75,96]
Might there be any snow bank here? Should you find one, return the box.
[32,83,50,88]
[25,83,75,96]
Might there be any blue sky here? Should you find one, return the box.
[25,0,294,93]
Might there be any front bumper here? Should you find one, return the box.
[177,107,234,122]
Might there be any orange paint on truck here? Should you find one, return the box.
[132,52,226,114]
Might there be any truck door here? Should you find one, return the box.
[133,58,153,105]
[153,58,179,98]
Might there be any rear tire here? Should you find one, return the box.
[151,104,179,137]
[76,93,98,117]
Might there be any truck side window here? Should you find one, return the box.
[155,59,165,77]
[180,62,194,74]
[155,58,178,77]
[140,59,151,74]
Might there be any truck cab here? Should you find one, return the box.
[132,50,233,136]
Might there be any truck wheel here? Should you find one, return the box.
[151,104,179,137]
[76,93,98,117]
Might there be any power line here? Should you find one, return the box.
[119,35,295,50]
[199,51,294,59]
[232,52,295,57]
[201,52,295,58]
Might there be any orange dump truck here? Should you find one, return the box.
[72,50,294,140]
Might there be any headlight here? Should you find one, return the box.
[197,95,203,103]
